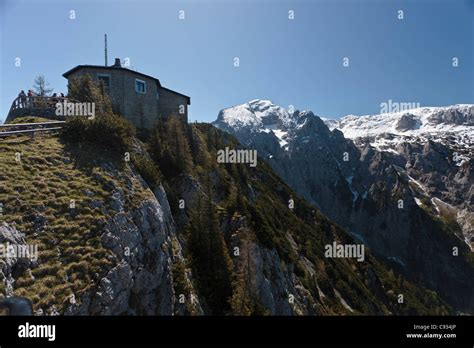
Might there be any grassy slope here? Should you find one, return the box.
[0,126,150,313]
[6,117,52,124]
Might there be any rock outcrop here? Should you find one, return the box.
[64,167,199,315]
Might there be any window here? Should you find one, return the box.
[135,79,146,93]
[97,74,111,88]
[156,91,160,101]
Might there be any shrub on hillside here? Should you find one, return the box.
[131,154,161,187]
[62,113,135,153]
[62,75,135,153]
[67,75,113,115]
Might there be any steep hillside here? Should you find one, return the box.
[0,115,452,315]
[213,100,474,313]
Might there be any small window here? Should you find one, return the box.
[97,74,111,88]
[135,79,146,93]
[156,91,160,100]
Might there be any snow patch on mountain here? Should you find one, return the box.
[272,129,289,149]
[345,175,358,204]
[453,152,470,167]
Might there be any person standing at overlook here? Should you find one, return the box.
[18,90,26,108]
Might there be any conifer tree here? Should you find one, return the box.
[186,179,234,314]
[68,75,112,114]
[230,239,253,315]
[33,75,53,97]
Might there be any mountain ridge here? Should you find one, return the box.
[213,100,474,313]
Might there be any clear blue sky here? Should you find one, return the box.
[1,0,473,123]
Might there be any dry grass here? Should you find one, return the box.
[0,122,151,313]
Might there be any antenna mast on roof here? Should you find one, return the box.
[104,34,108,66]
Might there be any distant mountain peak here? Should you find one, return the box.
[324,104,474,157]
[215,100,295,131]
[214,100,321,151]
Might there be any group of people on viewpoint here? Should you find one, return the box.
[17,90,66,109]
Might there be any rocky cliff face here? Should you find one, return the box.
[171,174,321,315]
[65,182,183,315]
[0,223,35,299]
[213,100,474,313]
[333,105,473,246]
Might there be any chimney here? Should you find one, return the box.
[113,58,121,67]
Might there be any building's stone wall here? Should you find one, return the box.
[158,88,189,122]
[66,67,188,129]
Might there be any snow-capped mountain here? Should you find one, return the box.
[331,104,473,137]
[215,101,473,214]
[217,99,295,131]
[326,105,474,166]
[214,100,474,313]
[215,99,312,151]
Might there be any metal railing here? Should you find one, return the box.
[10,96,73,111]
[0,121,66,138]
[6,96,80,123]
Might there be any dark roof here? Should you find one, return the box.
[63,65,190,104]
[62,65,162,86]
[160,86,191,104]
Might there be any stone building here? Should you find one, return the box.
[63,58,190,129]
